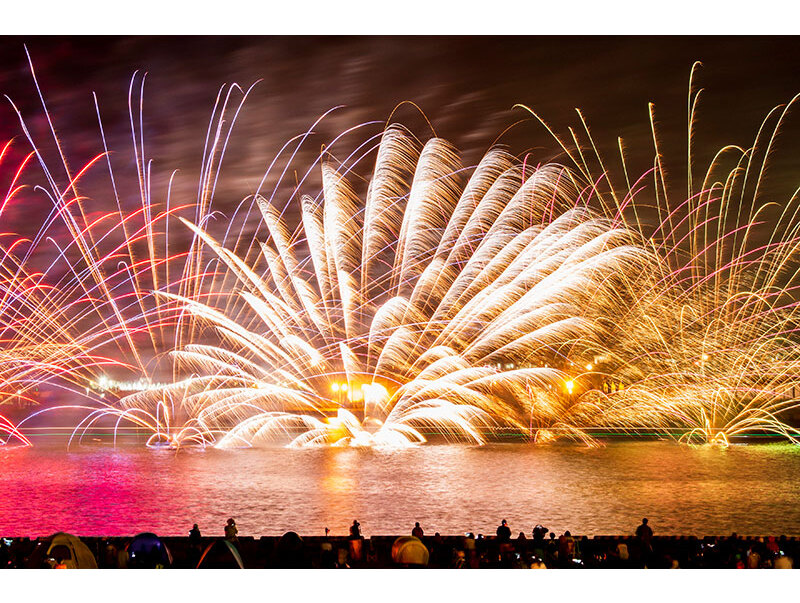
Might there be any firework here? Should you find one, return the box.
[4,61,800,449]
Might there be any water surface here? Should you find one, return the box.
[1,441,799,537]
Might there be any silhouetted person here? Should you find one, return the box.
[636,518,653,564]
[348,520,363,563]
[225,518,238,542]
[636,518,653,545]
[516,531,528,555]
[451,549,467,568]
[430,533,448,568]
[412,522,424,538]
[496,519,511,542]
[316,540,334,568]
[102,540,118,569]
[558,531,576,566]
[545,532,558,566]
[189,524,202,544]
[532,524,548,542]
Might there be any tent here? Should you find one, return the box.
[30,533,98,569]
[128,533,173,568]
[391,536,429,567]
[196,539,244,569]
[274,531,306,568]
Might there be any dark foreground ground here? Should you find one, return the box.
[0,532,797,568]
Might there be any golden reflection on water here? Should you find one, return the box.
[321,449,359,494]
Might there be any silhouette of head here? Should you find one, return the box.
[501,519,507,525]
[642,518,648,525]
[415,522,420,527]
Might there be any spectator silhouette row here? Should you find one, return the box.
[0,517,795,569]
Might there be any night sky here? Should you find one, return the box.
[0,36,797,263]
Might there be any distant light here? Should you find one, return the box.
[565,380,575,395]
[341,384,349,392]
[585,363,593,371]
[331,383,340,392]
[701,353,709,361]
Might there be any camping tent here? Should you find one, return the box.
[391,536,429,567]
[196,539,244,569]
[128,533,173,568]
[274,532,306,568]
[39,533,98,569]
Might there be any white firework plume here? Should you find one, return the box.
[120,125,656,448]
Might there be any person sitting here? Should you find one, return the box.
[412,522,424,538]
[224,518,238,542]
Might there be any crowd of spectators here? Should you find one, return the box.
[0,517,796,569]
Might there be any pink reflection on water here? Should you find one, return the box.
[1,441,799,537]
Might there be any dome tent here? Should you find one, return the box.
[28,533,98,569]
[128,532,173,568]
[391,536,429,567]
[196,539,244,569]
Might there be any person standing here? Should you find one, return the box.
[348,520,363,563]
[496,519,511,542]
[635,518,653,546]
[558,531,576,566]
[635,517,653,565]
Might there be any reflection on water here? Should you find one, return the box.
[1,441,799,537]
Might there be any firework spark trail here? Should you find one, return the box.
[114,122,667,449]
[1,63,800,449]
[139,73,800,448]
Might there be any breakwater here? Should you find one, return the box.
[0,533,796,568]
